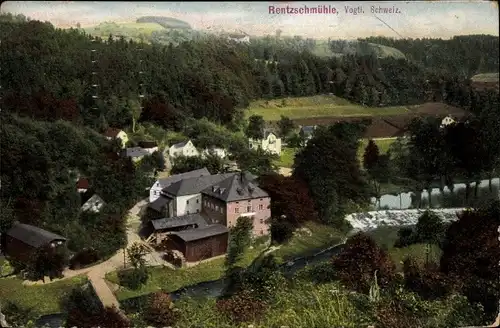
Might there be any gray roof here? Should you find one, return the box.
[151,213,208,230]
[158,168,210,189]
[301,125,316,135]
[125,147,150,158]
[148,195,172,212]
[172,140,189,149]
[7,223,67,248]
[172,224,228,242]
[163,172,237,196]
[201,172,268,202]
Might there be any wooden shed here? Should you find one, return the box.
[168,224,229,262]
[148,213,208,245]
[4,222,67,263]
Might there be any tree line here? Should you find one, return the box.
[2,14,498,134]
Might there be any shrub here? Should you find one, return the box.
[403,258,457,300]
[332,233,396,293]
[117,267,149,290]
[69,248,100,269]
[394,226,416,248]
[143,292,180,327]
[1,301,37,327]
[270,217,295,244]
[414,210,445,244]
[303,261,337,283]
[95,306,130,328]
[242,255,286,302]
[216,290,267,324]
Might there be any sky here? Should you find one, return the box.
[1,1,498,39]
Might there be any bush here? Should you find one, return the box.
[270,218,295,244]
[332,233,396,293]
[414,210,445,244]
[1,301,37,327]
[243,255,286,302]
[143,292,180,327]
[403,258,458,300]
[69,248,100,269]
[394,226,416,248]
[216,290,267,324]
[117,267,149,290]
[302,261,337,283]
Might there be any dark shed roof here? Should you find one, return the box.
[151,214,207,230]
[7,223,67,248]
[148,196,172,212]
[172,224,228,242]
[138,141,158,149]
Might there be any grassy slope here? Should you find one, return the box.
[275,138,396,168]
[0,275,87,315]
[471,72,499,83]
[246,95,409,121]
[83,22,165,39]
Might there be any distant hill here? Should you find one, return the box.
[136,16,191,30]
[315,40,406,60]
[83,21,166,42]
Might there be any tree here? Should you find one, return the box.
[293,122,370,227]
[127,97,142,133]
[143,292,180,327]
[259,173,318,227]
[277,115,296,138]
[332,233,396,294]
[225,217,253,268]
[440,201,500,319]
[127,242,150,269]
[170,154,227,175]
[234,148,279,177]
[246,115,265,139]
[414,210,445,245]
[26,244,69,281]
[363,139,380,172]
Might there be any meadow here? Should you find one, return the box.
[246,95,410,121]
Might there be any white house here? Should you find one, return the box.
[103,128,128,149]
[201,147,227,159]
[149,168,211,203]
[440,115,456,128]
[168,140,199,159]
[81,194,105,213]
[249,131,282,155]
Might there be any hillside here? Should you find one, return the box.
[136,16,192,29]
[83,21,166,41]
[324,40,406,59]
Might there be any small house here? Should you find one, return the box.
[3,222,67,263]
[138,141,159,154]
[168,224,229,262]
[299,125,317,144]
[249,131,282,155]
[148,213,208,245]
[76,178,89,193]
[440,115,456,128]
[168,140,199,159]
[123,147,150,162]
[81,194,105,213]
[103,128,128,149]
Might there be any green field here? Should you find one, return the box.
[246,95,409,121]
[275,138,396,169]
[0,275,87,316]
[83,21,166,40]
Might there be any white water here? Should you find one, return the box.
[371,178,500,209]
[345,208,467,231]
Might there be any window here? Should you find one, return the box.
[260,219,264,224]
[187,210,190,214]
[196,199,199,204]
[235,207,239,214]
[260,230,264,235]
[186,200,190,205]
[236,201,239,204]
[248,200,251,203]
[247,206,252,212]
[215,205,219,211]
[258,204,264,210]
[220,207,224,213]
[196,209,200,213]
